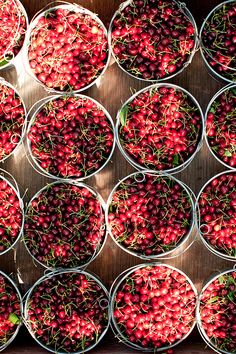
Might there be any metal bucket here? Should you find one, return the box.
[116,83,204,174]
[25,94,115,181]
[23,180,107,270]
[106,170,196,259]
[204,83,236,169]
[0,0,28,70]
[0,169,24,255]
[110,263,198,352]
[196,267,236,354]
[196,170,236,261]
[0,77,27,163]
[23,2,110,93]
[24,268,110,354]
[0,270,23,351]
[199,0,236,84]
[108,0,198,82]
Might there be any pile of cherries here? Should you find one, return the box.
[199,270,236,353]
[206,85,236,168]
[0,0,27,66]
[197,171,236,258]
[108,172,193,257]
[28,6,108,91]
[118,85,202,171]
[110,0,196,80]
[25,271,109,353]
[0,272,21,348]
[0,177,23,253]
[112,264,196,350]
[0,82,25,162]
[201,1,236,82]
[24,182,105,269]
[27,95,114,179]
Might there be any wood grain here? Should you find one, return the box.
[0,0,233,352]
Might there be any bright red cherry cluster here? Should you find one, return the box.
[27,95,114,179]
[197,171,236,258]
[108,173,193,257]
[199,271,236,353]
[0,272,21,348]
[0,0,27,66]
[0,177,23,253]
[201,1,236,82]
[27,6,108,91]
[206,85,236,168]
[118,85,202,172]
[24,182,105,269]
[112,264,196,350]
[25,271,109,353]
[110,0,196,80]
[0,82,25,162]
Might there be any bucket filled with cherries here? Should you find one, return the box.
[106,170,196,259]
[23,269,110,354]
[23,1,110,92]
[197,268,236,354]
[0,78,27,164]
[0,271,22,351]
[110,263,197,352]
[200,0,236,83]
[109,0,198,81]
[0,169,24,255]
[23,181,106,270]
[116,83,204,174]
[205,84,236,169]
[0,0,28,69]
[26,94,115,180]
[196,170,236,261]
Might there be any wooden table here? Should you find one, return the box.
[0,0,232,353]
